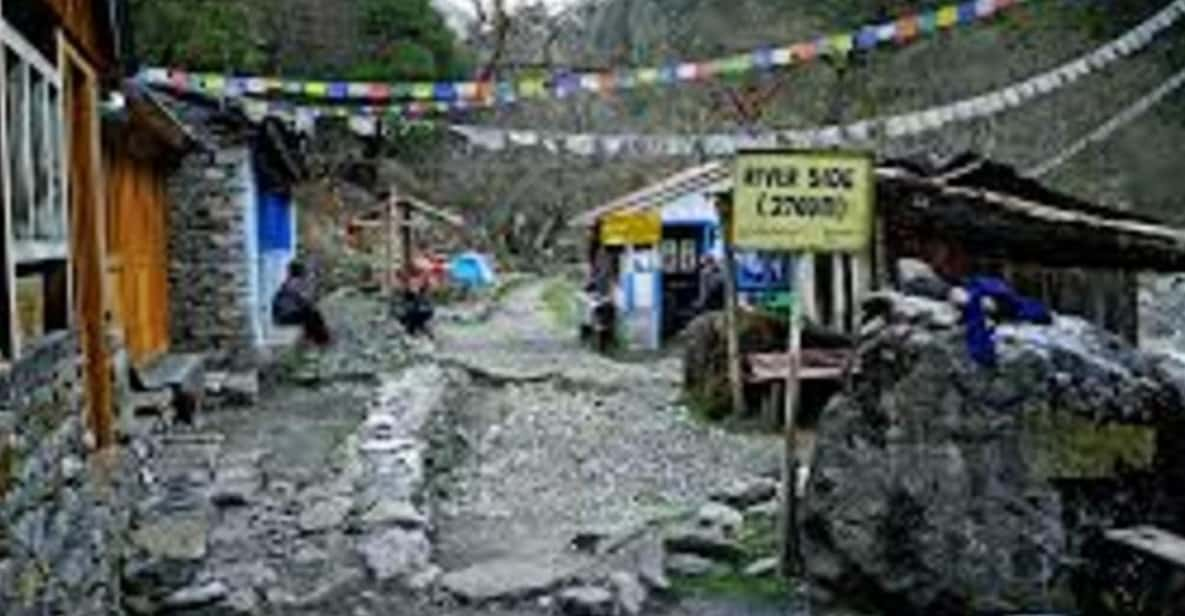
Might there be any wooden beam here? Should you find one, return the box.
[718,196,744,417]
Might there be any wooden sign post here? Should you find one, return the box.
[732,149,875,579]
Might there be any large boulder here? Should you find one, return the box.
[801,293,1183,613]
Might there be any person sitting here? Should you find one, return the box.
[399,282,435,338]
[273,261,331,347]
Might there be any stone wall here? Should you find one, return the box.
[0,331,148,615]
[167,147,257,370]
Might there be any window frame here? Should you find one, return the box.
[1,12,71,360]
[2,16,67,263]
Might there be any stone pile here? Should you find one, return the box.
[436,476,785,616]
[801,289,1185,613]
[119,364,460,614]
[0,332,151,616]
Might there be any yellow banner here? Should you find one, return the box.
[601,210,662,246]
[732,150,874,252]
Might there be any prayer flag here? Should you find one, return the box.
[856,26,879,49]
[897,15,921,42]
[937,5,959,27]
[304,82,328,97]
[828,33,854,56]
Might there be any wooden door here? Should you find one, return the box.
[105,140,169,364]
[63,43,112,447]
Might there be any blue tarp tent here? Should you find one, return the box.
[449,252,496,288]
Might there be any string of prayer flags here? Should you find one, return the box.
[141,0,1029,107]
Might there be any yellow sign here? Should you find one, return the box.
[601,210,661,246]
[732,150,875,252]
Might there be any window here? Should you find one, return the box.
[2,17,68,359]
[3,20,66,261]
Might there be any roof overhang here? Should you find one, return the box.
[573,157,1185,270]
[569,161,729,227]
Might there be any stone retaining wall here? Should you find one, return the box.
[0,331,149,615]
[168,147,257,370]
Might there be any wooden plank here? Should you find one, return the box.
[780,255,804,577]
[64,40,113,448]
[1106,527,1185,569]
[43,0,113,69]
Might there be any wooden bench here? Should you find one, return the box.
[744,349,853,427]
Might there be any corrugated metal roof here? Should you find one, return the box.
[569,161,728,227]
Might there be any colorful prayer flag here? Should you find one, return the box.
[518,77,546,98]
[856,26,879,49]
[348,83,371,98]
[677,63,700,81]
[897,15,921,42]
[411,83,434,100]
[615,69,637,89]
[635,68,660,84]
[433,82,457,101]
[304,82,328,97]
[368,84,391,102]
[390,83,413,99]
[976,0,997,18]
[598,72,617,93]
[792,42,818,62]
[918,11,938,34]
[752,47,774,69]
[828,34,854,56]
[328,82,348,99]
[937,5,959,28]
[957,2,978,24]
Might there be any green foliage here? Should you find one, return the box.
[131,0,468,81]
[542,278,580,330]
[671,510,794,604]
[129,0,263,72]
[354,0,471,80]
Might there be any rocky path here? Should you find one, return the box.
[430,280,791,614]
[122,283,798,616]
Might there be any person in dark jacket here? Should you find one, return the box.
[694,254,725,313]
[399,279,435,338]
[273,261,331,346]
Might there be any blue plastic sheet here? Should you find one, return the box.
[449,252,496,288]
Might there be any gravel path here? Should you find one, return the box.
[433,280,782,568]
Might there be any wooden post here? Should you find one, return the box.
[780,254,804,578]
[719,197,744,417]
[401,196,413,290]
[383,190,394,296]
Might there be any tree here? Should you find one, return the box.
[350,0,472,80]
[129,0,263,72]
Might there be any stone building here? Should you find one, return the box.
[161,98,306,372]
